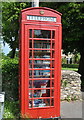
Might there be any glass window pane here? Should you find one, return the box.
[33,99,42,107]
[29,50,32,58]
[52,51,54,58]
[34,60,50,64]
[34,40,51,49]
[52,30,55,39]
[29,100,32,108]
[33,89,50,98]
[33,90,42,98]
[29,80,32,88]
[29,29,32,38]
[34,30,51,39]
[29,70,32,78]
[29,60,32,68]
[51,89,54,97]
[52,70,54,78]
[29,99,54,108]
[52,79,54,87]
[34,50,50,58]
[52,41,55,49]
[29,80,52,88]
[34,70,50,78]
[34,64,50,69]
[29,90,32,98]
[51,98,54,106]
[33,99,50,107]
[29,40,32,48]
[33,80,50,88]
[52,60,54,68]
[34,61,50,69]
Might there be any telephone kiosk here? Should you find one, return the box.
[19,7,62,119]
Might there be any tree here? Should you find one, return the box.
[41,2,84,89]
[58,3,84,89]
[40,3,84,51]
[2,2,84,88]
[7,50,19,58]
[2,2,31,58]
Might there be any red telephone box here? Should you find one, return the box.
[19,7,62,119]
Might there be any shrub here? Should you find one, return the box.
[2,58,19,101]
[62,64,79,69]
[62,57,67,64]
[3,101,20,118]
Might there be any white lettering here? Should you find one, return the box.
[27,15,56,22]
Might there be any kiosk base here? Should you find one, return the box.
[33,117,61,120]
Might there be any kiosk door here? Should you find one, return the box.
[23,24,60,119]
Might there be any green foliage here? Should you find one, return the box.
[3,101,20,118]
[2,2,84,55]
[65,95,71,102]
[57,3,84,54]
[73,53,80,64]
[62,64,79,68]
[65,95,78,102]
[41,2,84,53]
[71,96,78,101]
[62,57,67,64]
[2,58,19,101]
[62,64,79,71]
[2,2,31,58]
[0,44,2,68]
[61,80,68,88]
[2,2,84,76]
[62,68,78,71]
[7,50,19,58]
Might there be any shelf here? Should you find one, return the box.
[29,48,54,50]
[34,51,50,53]
[29,68,54,70]
[29,88,54,90]
[29,78,54,80]
[29,58,54,60]
[29,75,50,78]
[29,38,55,41]
[29,63,50,66]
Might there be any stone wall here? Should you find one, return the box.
[61,70,81,100]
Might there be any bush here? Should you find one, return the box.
[3,101,20,118]
[2,58,19,101]
[62,64,79,69]
[62,57,67,64]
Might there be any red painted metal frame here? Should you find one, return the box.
[19,7,62,119]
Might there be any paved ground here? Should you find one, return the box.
[61,101,82,118]
[60,92,84,119]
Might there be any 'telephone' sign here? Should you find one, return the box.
[27,15,56,22]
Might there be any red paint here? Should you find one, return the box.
[19,7,62,119]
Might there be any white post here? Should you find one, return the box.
[32,0,39,7]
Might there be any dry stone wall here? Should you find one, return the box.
[61,70,81,100]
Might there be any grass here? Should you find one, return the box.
[62,64,79,71]
[62,67,78,71]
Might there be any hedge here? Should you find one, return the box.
[62,64,79,68]
[2,58,19,101]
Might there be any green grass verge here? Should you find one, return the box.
[62,67,78,71]
[62,64,79,71]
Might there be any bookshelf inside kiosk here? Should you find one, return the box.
[28,29,55,108]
